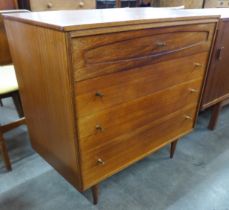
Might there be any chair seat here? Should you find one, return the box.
[0,65,18,95]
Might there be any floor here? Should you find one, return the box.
[0,98,229,210]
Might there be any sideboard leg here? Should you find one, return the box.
[0,132,12,171]
[208,102,222,130]
[91,184,99,205]
[170,139,178,159]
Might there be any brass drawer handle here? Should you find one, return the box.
[184,115,193,120]
[47,2,53,8]
[156,41,166,48]
[97,158,105,165]
[95,91,104,97]
[79,1,85,7]
[96,124,104,132]
[193,63,202,68]
[188,88,198,93]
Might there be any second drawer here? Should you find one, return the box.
[77,79,202,148]
[75,52,208,117]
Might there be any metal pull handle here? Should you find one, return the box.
[156,41,166,48]
[97,158,105,165]
[96,124,104,132]
[189,88,198,93]
[184,115,193,120]
[47,2,53,8]
[95,91,104,98]
[193,63,202,68]
[217,47,224,60]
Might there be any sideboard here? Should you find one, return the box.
[200,9,229,129]
[3,8,218,204]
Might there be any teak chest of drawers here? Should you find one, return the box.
[4,8,218,204]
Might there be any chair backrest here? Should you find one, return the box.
[0,10,29,66]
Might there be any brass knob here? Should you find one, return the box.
[97,158,105,165]
[79,1,84,7]
[184,115,193,120]
[95,91,104,98]
[156,41,166,48]
[47,2,53,8]
[189,88,198,93]
[194,63,202,68]
[96,124,104,132]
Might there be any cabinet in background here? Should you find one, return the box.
[201,14,229,129]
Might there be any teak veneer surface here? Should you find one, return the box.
[4,8,218,196]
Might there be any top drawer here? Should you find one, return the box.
[71,23,215,81]
[29,0,95,11]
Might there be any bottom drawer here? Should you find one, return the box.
[81,105,196,189]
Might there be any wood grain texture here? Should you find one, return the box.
[76,52,208,116]
[78,79,202,141]
[0,10,29,65]
[72,23,215,81]
[4,19,82,191]
[3,9,218,200]
[202,20,229,108]
[81,105,196,188]
[29,0,95,11]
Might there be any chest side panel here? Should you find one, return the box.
[4,19,82,191]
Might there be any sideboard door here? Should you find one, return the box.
[202,21,229,107]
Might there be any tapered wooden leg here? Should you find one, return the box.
[170,140,178,159]
[208,102,222,131]
[12,91,24,118]
[0,132,12,171]
[91,184,99,205]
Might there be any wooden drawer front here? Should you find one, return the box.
[81,106,196,188]
[29,0,95,11]
[76,52,208,117]
[78,79,201,146]
[72,23,215,81]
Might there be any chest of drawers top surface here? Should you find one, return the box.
[4,8,219,31]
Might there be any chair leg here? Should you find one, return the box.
[208,102,222,131]
[170,139,178,159]
[0,99,3,106]
[11,91,24,118]
[91,184,99,205]
[0,132,12,171]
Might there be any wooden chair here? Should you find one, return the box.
[0,9,27,171]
